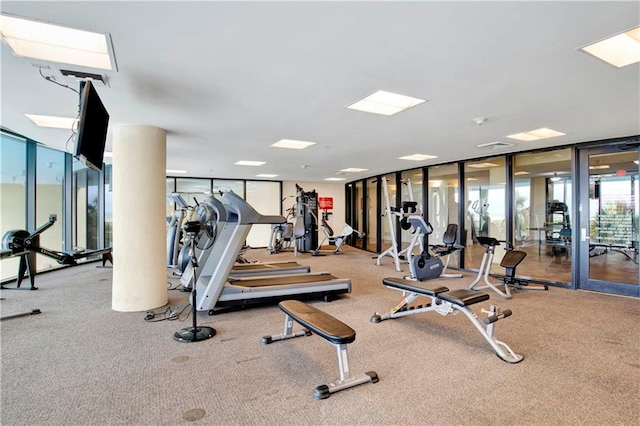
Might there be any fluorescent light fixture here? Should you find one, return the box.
[340,168,368,173]
[347,90,426,116]
[398,154,438,161]
[466,178,479,181]
[256,174,279,178]
[271,139,316,149]
[0,13,115,70]
[579,26,640,68]
[166,169,188,174]
[235,160,266,166]
[589,165,610,170]
[24,113,78,129]
[507,128,566,142]
[467,162,500,168]
[514,171,530,176]
[325,177,346,181]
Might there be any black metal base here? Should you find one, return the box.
[173,326,216,343]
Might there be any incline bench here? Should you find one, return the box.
[262,300,378,399]
[372,277,523,364]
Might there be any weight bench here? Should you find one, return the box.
[469,236,547,299]
[372,277,523,364]
[262,300,379,399]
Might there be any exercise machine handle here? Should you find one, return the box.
[483,309,512,324]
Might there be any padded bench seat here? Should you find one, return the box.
[382,277,449,296]
[262,300,378,399]
[438,289,490,306]
[279,300,355,345]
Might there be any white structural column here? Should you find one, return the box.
[112,125,168,311]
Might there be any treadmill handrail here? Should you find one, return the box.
[222,191,286,224]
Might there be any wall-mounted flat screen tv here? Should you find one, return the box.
[75,80,109,172]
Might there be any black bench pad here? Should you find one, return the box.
[279,300,355,345]
[382,277,449,296]
[438,289,489,306]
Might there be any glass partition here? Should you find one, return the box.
[380,173,397,253]
[427,163,459,245]
[366,178,378,251]
[513,149,572,283]
[465,157,506,270]
[400,169,423,251]
[354,181,364,249]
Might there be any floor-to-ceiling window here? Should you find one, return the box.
[73,163,100,250]
[0,132,27,281]
[176,178,212,207]
[104,164,113,247]
[213,179,244,197]
[246,181,280,247]
[35,145,65,271]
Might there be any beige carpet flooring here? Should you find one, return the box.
[1,246,639,425]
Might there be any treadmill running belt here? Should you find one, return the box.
[232,262,302,271]
[228,273,338,288]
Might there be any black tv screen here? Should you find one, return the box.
[75,81,109,172]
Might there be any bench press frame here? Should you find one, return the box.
[262,300,378,399]
[372,277,523,364]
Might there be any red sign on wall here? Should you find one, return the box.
[319,197,333,210]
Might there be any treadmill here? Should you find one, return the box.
[180,195,311,287]
[228,261,310,278]
[194,191,351,313]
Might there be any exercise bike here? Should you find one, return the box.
[468,236,548,299]
[404,215,463,281]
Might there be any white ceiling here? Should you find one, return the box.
[1,1,639,183]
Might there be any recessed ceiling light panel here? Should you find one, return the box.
[235,160,266,166]
[25,113,78,129]
[325,177,346,181]
[347,90,426,116]
[256,173,279,178]
[166,169,188,174]
[398,154,438,161]
[507,128,566,141]
[0,13,115,70]
[467,162,500,168]
[340,168,368,173]
[271,139,316,149]
[579,26,640,68]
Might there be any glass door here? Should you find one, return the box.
[578,147,639,296]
